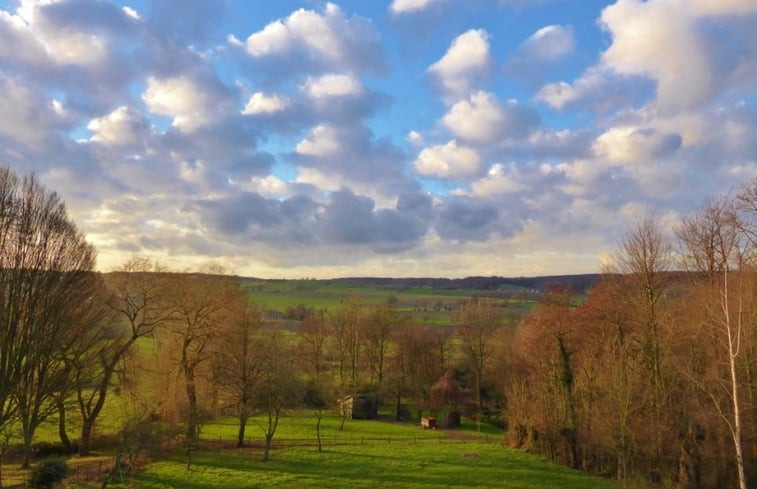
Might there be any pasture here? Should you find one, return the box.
[240,278,538,327]
[53,413,627,489]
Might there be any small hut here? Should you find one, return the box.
[338,393,378,419]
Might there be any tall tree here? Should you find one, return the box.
[212,299,263,448]
[614,214,674,475]
[167,266,236,448]
[676,196,753,489]
[329,302,363,389]
[363,304,402,388]
[72,257,174,457]
[0,167,97,467]
[454,298,501,429]
[254,328,300,461]
[297,309,331,451]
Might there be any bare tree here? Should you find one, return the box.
[297,309,331,451]
[329,302,362,389]
[0,167,97,467]
[676,197,752,489]
[363,304,402,388]
[73,257,174,456]
[454,298,501,430]
[212,299,263,448]
[254,328,301,461]
[166,266,236,453]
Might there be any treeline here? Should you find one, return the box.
[502,189,756,489]
[0,164,754,489]
[246,274,602,294]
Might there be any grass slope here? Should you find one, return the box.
[116,443,619,489]
[56,414,625,489]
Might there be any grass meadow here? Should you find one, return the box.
[62,413,624,489]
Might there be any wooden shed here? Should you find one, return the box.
[338,393,378,419]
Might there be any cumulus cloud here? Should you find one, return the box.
[415,140,482,180]
[0,75,65,146]
[295,124,341,157]
[407,130,425,146]
[302,73,362,98]
[293,123,411,198]
[442,91,539,144]
[241,92,289,115]
[515,24,575,63]
[141,75,232,132]
[242,3,385,75]
[470,163,526,197]
[193,187,432,253]
[592,126,682,165]
[599,0,711,112]
[389,0,444,15]
[87,106,151,145]
[537,0,757,115]
[428,29,491,99]
[536,67,653,112]
[434,196,500,241]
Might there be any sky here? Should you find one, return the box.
[0,0,755,278]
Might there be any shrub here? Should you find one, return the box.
[29,459,69,489]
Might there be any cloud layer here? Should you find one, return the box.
[0,0,753,278]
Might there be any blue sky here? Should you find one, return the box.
[1,0,755,277]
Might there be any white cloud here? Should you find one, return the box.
[249,175,289,197]
[442,91,539,144]
[599,0,710,112]
[389,0,442,14]
[246,19,291,56]
[295,124,341,157]
[414,140,482,179]
[122,6,140,19]
[536,68,604,109]
[687,0,757,15]
[242,92,289,115]
[592,126,682,165]
[470,163,525,196]
[518,25,575,61]
[442,91,504,144]
[0,77,48,145]
[141,76,217,132]
[87,106,150,145]
[407,130,425,146]
[302,73,362,98]
[428,29,491,99]
[243,3,382,73]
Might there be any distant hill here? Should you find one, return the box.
[239,274,602,294]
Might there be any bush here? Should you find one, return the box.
[29,459,69,489]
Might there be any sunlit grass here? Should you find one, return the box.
[77,442,623,489]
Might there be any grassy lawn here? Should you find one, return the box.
[52,413,628,489]
[6,412,634,489]
[73,442,622,489]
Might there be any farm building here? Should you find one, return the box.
[338,393,378,419]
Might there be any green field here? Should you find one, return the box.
[56,413,625,489]
[3,412,633,489]
[241,279,538,327]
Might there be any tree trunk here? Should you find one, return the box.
[185,371,198,444]
[315,410,323,453]
[263,434,272,461]
[80,420,94,456]
[236,416,247,448]
[57,398,72,454]
[395,391,402,421]
[21,428,32,469]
